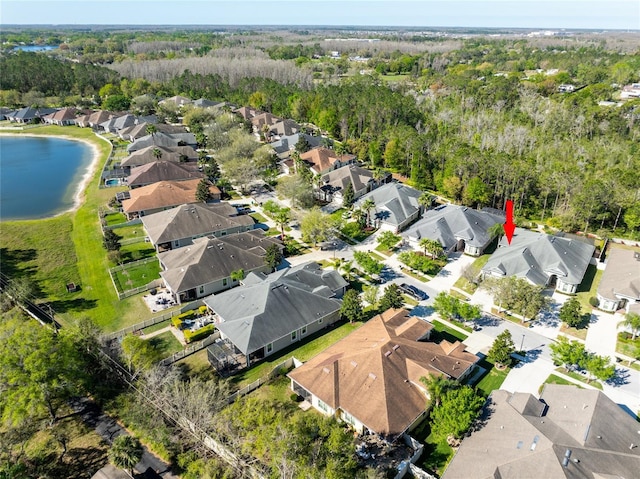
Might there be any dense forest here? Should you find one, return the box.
[1,28,639,238]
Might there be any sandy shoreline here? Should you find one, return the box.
[0,130,109,219]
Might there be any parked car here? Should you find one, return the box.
[399,283,429,301]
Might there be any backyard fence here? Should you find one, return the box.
[104,299,204,340]
[108,257,161,299]
[393,434,427,479]
[159,332,220,366]
[225,357,303,405]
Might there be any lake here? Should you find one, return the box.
[12,45,58,52]
[0,136,94,220]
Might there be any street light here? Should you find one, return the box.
[333,242,337,259]
[520,334,525,353]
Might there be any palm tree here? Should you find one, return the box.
[152,147,163,161]
[273,208,291,240]
[419,238,444,258]
[351,208,365,226]
[420,374,457,407]
[619,312,640,340]
[361,198,375,228]
[418,192,435,210]
[145,123,157,137]
[341,260,355,282]
[108,435,143,476]
[230,269,245,283]
[488,222,505,244]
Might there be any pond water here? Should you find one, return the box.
[0,136,94,220]
[12,45,58,52]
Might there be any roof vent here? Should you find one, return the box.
[350,361,358,367]
[392,344,400,351]
[368,373,377,380]
[385,351,392,357]
[322,367,330,374]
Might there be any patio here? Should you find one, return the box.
[142,287,177,313]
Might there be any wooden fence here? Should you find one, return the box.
[108,257,161,300]
[159,332,220,366]
[224,357,302,404]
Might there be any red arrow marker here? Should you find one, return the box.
[504,199,516,245]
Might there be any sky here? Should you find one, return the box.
[1,0,639,30]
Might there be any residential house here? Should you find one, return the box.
[403,205,505,257]
[159,230,282,303]
[204,262,346,369]
[299,147,356,175]
[621,82,640,99]
[354,182,423,232]
[317,164,390,205]
[288,308,479,440]
[42,107,77,126]
[99,114,137,133]
[126,131,197,153]
[121,179,220,219]
[126,161,203,189]
[141,202,255,252]
[270,133,326,162]
[443,385,640,479]
[596,246,640,313]
[0,107,13,121]
[119,145,198,169]
[234,106,261,121]
[85,110,115,128]
[268,119,301,140]
[119,122,188,143]
[158,95,193,107]
[6,106,56,123]
[481,228,595,294]
[251,112,282,138]
[193,98,221,108]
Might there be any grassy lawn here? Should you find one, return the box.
[474,358,509,396]
[448,289,470,301]
[142,319,171,334]
[368,251,386,262]
[249,212,269,224]
[543,373,582,389]
[147,330,183,358]
[555,367,603,390]
[431,319,469,342]
[119,241,157,263]
[341,222,375,243]
[576,265,601,311]
[175,349,217,381]
[402,294,419,307]
[400,267,430,283]
[111,223,146,240]
[491,308,528,326]
[0,126,158,331]
[113,259,161,292]
[411,419,454,477]
[232,321,363,387]
[616,332,639,359]
[559,323,589,341]
[103,211,126,226]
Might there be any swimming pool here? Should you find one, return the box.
[105,178,122,186]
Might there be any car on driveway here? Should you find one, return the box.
[399,283,429,301]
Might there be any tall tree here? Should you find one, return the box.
[264,243,283,272]
[300,207,336,247]
[430,386,485,441]
[379,283,404,311]
[342,182,355,207]
[559,297,583,328]
[361,198,376,228]
[487,330,516,368]
[272,207,291,240]
[195,178,211,202]
[340,289,364,323]
[102,229,122,252]
[419,238,444,258]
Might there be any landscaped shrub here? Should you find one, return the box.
[198,305,208,316]
[398,251,442,275]
[183,324,215,343]
[177,310,196,321]
[589,296,599,307]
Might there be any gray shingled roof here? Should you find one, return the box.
[321,164,375,194]
[355,182,422,227]
[443,385,640,479]
[204,262,343,355]
[482,229,595,286]
[127,131,197,152]
[142,203,254,245]
[159,231,280,294]
[403,205,504,251]
[597,246,640,302]
[270,133,325,157]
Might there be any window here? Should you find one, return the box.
[291,330,297,341]
[317,399,329,413]
[222,278,228,286]
[198,285,204,294]
[266,343,273,354]
[221,231,227,236]
[318,317,323,325]
[301,326,307,336]
[342,411,355,426]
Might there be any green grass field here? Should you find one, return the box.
[103,211,126,226]
[0,126,157,331]
[431,319,469,342]
[147,330,183,358]
[576,265,601,311]
[474,362,509,397]
[112,259,161,293]
[616,332,639,359]
[111,223,146,240]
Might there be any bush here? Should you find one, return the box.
[397,251,440,275]
[589,296,599,307]
[198,305,208,316]
[183,324,215,343]
[171,317,183,329]
[290,393,300,402]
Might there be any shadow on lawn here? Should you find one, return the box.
[47,297,98,314]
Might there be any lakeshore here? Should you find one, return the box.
[0,125,153,331]
[0,131,106,220]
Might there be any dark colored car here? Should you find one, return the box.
[399,283,429,301]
